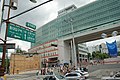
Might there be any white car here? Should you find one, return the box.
[43,74,65,80]
[75,70,89,79]
[65,72,84,80]
[102,73,120,80]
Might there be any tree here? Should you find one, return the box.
[118,51,120,56]
[87,53,92,60]
[92,51,96,59]
[16,45,27,53]
[92,51,109,60]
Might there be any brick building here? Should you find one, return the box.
[10,53,40,74]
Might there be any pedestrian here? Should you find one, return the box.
[36,70,39,80]
[36,70,39,76]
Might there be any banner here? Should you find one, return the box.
[106,40,118,57]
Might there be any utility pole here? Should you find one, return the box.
[0,0,12,76]
[64,18,77,68]
[70,19,77,68]
[0,0,53,76]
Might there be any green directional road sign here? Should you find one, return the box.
[8,23,36,43]
[0,47,3,52]
[0,43,15,49]
[26,22,36,30]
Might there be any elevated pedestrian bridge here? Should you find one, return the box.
[61,20,120,43]
[58,20,120,65]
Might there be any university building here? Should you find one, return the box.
[29,0,120,67]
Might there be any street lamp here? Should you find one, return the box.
[0,0,37,76]
[101,31,118,39]
[0,0,53,76]
[64,18,77,68]
[112,31,118,37]
[101,31,118,56]
[30,0,37,3]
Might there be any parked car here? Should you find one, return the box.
[101,72,120,80]
[65,72,84,80]
[43,74,65,80]
[75,69,89,79]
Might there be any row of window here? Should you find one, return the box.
[34,0,120,46]
[29,40,57,52]
[41,52,57,57]
[79,54,88,58]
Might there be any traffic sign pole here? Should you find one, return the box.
[0,0,53,76]
[0,0,11,76]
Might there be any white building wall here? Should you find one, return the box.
[58,39,71,64]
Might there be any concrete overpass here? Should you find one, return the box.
[63,21,120,43]
[58,20,120,66]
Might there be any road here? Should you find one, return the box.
[6,72,38,80]
[88,63,120,80]
[88,63,120,73]
[6,63,120,80]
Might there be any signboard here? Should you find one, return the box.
[8,23,36,43]
[106,40,118,57]
[0,0,3,31]
[0,47,8,52]
[26,22,36,30]
[0,43,15,49]
[0,47,3,52]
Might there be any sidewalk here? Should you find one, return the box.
[19,70,38,74]
[6,70,38,76]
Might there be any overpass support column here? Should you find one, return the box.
[58,40,71,65]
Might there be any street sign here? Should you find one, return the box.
[0,47,3,52]
[8,23,36,43]
[26,22,36,30]
[0,43,15,49]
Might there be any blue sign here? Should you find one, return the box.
[106,40,118,57]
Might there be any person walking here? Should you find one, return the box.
[36,70,39,80]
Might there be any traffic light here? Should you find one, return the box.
[51,44,57,47]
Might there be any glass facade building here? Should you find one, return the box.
[29,0,120,67]
[32,0,120,47]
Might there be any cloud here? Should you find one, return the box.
[0,0,96,52]
[9,0,96,29]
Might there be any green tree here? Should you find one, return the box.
[92,51,109,60]
[92,51,96,59]
[118,51,120,56]
[87,53,92,60]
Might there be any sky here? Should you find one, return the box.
[0,0,96,51]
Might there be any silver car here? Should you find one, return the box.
[75,70,89,79]
[102,72,120,80]
[43,75,65,80]
[65,72,84,80]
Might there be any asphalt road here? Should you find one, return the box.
[88,63,120,73]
